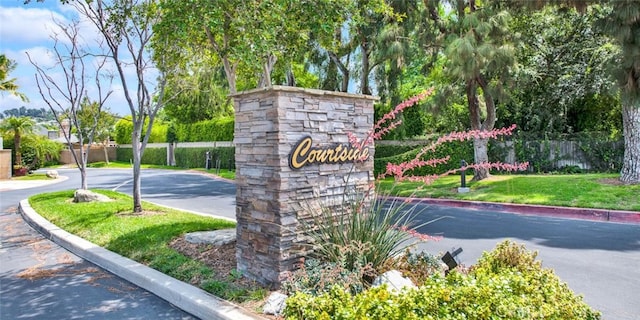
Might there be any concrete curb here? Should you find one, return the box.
[18,199,265,320]
[400,197,640,224]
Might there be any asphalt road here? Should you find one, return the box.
[0,169,197,319]
[2,168,639,319]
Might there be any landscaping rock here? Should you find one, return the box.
[73,189,112,203]
[185,229,236,246]
[372,270,417,293]
[45,170,59,179]
[263,292,287,316]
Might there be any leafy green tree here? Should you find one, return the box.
[162,56,233,124]
[74,98,116,164]
[502,6,618,137]
[0,54,28,102]
[508,0,640,183]
[0,116,35,167]
[155,0,365,94]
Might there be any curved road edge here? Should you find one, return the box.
[18,199,264,320]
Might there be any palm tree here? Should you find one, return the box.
[0,54,28,102]
[0,116,35,167]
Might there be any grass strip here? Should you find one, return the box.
[193,168,236,180]
[28,189,265,303]
[377,173,640,211]
[13,173,55,180]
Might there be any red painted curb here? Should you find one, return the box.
[391,197,640,224]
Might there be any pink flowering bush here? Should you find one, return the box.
[291,89,528,291]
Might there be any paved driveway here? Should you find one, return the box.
[2,168,639,319]
[0,170,196,319]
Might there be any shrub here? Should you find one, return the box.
[380,249,445,285]
[300,193,437,276]
[374,140,474,176]
[114,116,169,144]
[175,117,234,142]
[174,147,235,168]
[374,144,416,159]
[116,147,166,165]
[20,134,64,170]
[280,257,375,296]
[284,241,601,320]
[577,132,624,172]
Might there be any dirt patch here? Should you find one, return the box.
[598,178,625,186]
[168,236,274,315]
[116,210,166,217]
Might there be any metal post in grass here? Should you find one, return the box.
[458,160,470,193]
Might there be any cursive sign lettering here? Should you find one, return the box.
[288,136,369,169]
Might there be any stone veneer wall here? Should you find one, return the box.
[230,86,377,287]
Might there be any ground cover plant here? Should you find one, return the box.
[284,241,601,320]
[28,189,267,303]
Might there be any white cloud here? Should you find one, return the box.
[0,6,68,46]
[0,3,156,118]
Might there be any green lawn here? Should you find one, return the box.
[28,190,266,302]
[377,173,640,211]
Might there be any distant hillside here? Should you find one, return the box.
[1,107,55,121]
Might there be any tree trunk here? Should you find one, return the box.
[103,144,110,165]
[223,58,237,94]
[131,126,143,213]
[286,67,296,87]
[360,41,371,95]
[466,80,490,180]
[80,145,89,190]
[620,102,640,183]
[258,54,277,88]
[473,138,490,180]
[14,132,21,166]
[80,166,88,190]
[468,76,498,181]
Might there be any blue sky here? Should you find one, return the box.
[0,0,132,116]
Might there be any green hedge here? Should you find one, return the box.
[175,117,234,142]
[116,147,167,165]
[174,147,235,169]
[284,241,601,320]
[374,144,417,158]
[113,117,169,144]
[116,146,235,169]
[374,141,474,176]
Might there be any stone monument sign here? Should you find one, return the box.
[231,86,377,287]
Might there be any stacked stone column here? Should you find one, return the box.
[230,86,377,287]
